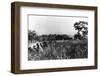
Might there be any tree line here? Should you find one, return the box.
[28,31,72,42]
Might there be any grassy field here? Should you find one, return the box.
[28,39,88,60]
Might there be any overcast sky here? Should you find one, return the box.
[29,15,88,36]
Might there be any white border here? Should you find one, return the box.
[20,7,95,70]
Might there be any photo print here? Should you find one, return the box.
[28,14,88,61]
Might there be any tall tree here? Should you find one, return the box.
[74,21,88,40]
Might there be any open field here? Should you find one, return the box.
[28,40,88,60]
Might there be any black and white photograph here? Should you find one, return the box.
[28,14,88,61]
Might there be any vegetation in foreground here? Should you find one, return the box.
[28,40,88,60]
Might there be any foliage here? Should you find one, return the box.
[28,40,88,60]
[28,30,37,42]
[74,21,88,40]
[28,30,73,42]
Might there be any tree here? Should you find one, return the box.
[74,21,88,40]
[28,30,37,42]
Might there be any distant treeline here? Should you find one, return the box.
[28,30,72,42]
[39,34,73,41]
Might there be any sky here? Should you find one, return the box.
[28,15,88,36]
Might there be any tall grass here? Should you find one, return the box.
[28,39,88,60]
